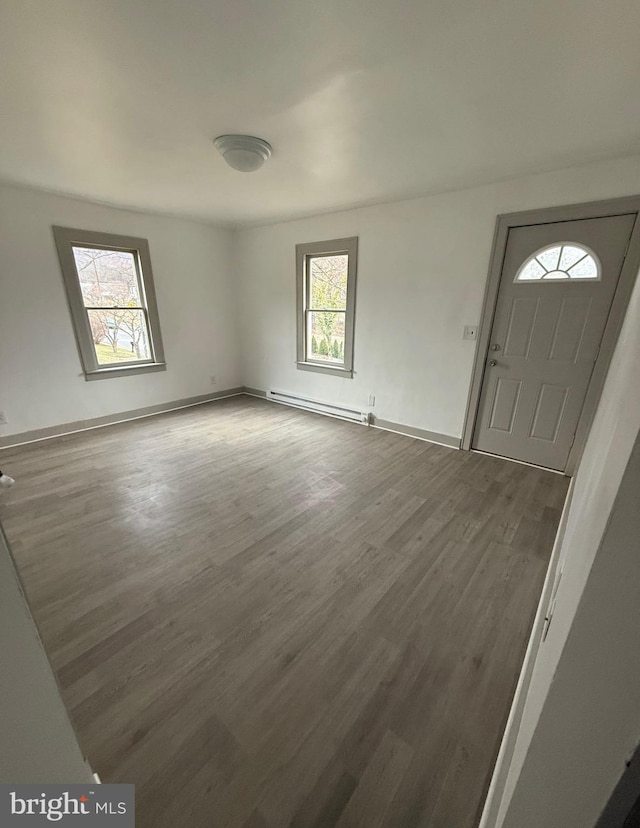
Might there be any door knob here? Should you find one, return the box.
[491,344,501,351]
[488,360,497,367]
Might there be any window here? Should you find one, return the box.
[515,243,600,282]
[296,236,358,377]
[53,227,165,380]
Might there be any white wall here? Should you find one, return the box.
[235,153,640,439]
[493,264,640,827]
[0,184,241,437]
[0,527,92,782]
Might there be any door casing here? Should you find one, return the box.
[462,196,640,475]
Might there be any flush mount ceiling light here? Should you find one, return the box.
[213,134,272,172]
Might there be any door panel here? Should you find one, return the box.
[503,298,538,357]
[473,213,636,471]
[548,297,591,361]
[489,378,521,432]
[530,384,568,442]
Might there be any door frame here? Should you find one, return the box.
[461,195,640,475]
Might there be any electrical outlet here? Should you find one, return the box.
[210,375,217,386]
[463,325,478,340]
[0,411,7,425]
[368,394,376,406]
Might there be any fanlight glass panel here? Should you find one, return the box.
[515,244,600,282]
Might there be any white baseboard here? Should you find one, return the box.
[244,387,459,448]
[0,388,244,449]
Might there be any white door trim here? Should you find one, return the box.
[461,196,640,474]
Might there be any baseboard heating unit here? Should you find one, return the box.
[267,390,370,425]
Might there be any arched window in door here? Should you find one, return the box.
[515,243,600,282]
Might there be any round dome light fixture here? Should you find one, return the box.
[213,134,272,172]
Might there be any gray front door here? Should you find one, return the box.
[473,213,635,471]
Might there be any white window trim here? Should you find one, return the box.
[295,236,358,378]
[53,226,166,381]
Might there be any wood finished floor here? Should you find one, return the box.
[0,396,569,828]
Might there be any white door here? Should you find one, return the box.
[473,213,635,471]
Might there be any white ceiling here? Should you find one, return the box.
[1,0,639,226]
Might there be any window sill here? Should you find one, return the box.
[84,362,167,381]
[296,361,353,378]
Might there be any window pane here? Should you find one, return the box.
[307,311,345,363]
[536,246,561,271]
[517,259,546,281]
[309,255,348,310]
[559,245,587,270]
[87,308,151,365]
[568,256,599,279]
[72,247,142,308]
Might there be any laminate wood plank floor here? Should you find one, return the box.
[0,395,569,828]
